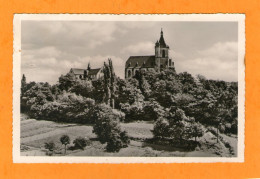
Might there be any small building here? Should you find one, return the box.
[125,29,174,78]
[69,67,104,81]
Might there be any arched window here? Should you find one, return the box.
[162,50,166,57]
[169,59,172,66]
[128,70,132,78]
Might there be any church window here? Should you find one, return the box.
[162,50,166,57]
[128,70,132,78]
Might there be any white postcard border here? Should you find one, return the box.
[13,14,245,163]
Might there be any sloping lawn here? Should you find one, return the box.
[20,117,237,157]
[121,121,153,140]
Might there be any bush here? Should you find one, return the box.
[153,117,170,139]
[106,131,130,152]
[92,104,130,152]
[120,102,144,122]
[33,92,96,123]
[190,121,204,141]
[143,101,165,121]
[73,137,89,150]
[153,108,203,144]
[44,141,55,156]
[60,135,70,154]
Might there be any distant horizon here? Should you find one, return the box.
[21,21,238,84]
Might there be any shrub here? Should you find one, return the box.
[143,101,165,121]
[37,92,95,123]
[92,104,129,152]
[153,108,203,143]
[189,121,204,141]
[230,120,238,134]
[60,135,70,154]
[120,102,144,122]
[44,141,55,156]
[73,137,88,150]
[106,131,130,152]
[153,117,170,139]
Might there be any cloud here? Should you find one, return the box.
[122,41,154,55]
[22,21,121,50]
[174,41,238,81]
[21,21,238,83]
[22,45,125,84]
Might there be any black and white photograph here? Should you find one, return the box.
[13,14,245,163]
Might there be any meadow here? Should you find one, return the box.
[20,114,237,157]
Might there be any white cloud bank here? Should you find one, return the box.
[22,46,125,84]
[174,41,238,81]
[21,21,238,84]
[122,41,154,55]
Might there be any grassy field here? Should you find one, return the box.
[20,114,237,157]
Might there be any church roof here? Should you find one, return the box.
[88,68,101,75]
[156,29,168,48]
[126,55,155,68]
[71,68,85,75]
[70,68,101,76]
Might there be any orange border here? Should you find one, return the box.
[0,0,258,178]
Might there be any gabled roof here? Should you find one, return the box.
[88,68,101,75]
[126,55,155,68]
[70,68,85,75]
[70,68,102,76]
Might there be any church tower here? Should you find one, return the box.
[155,29,170,71]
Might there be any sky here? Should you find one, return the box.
[21,21,238,84]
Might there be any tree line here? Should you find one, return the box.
[21,59,238,151]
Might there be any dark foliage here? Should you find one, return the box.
[21,62,238,137]
[73,137,89,150]
[92,104,129,152]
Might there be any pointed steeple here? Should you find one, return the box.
[159,28,166,47]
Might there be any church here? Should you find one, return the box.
[125,29,174,78]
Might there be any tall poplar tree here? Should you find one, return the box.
[103,58,116,108]
[21,74,27,96]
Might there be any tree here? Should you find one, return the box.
[134,70,151,98]
[153,117,170,139]
[60,135,70,154]
[58,73,76,91]
[21,74,26,84]
[103,61,111,106]
[92,104,129,152]
[116,78,144,107]
[190,122,204,142]
[73,137,88,150]
[44,142,55,155]
[143,100,165,121]
[103,58,117,108]
[177,72,197,93]
[167,108,192,141]
[69,80,93,98]
[87,62,91,71]
[84,70,88,80]
[109,59,116,108]
[21,74,27,95]
[55,92,95,123]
